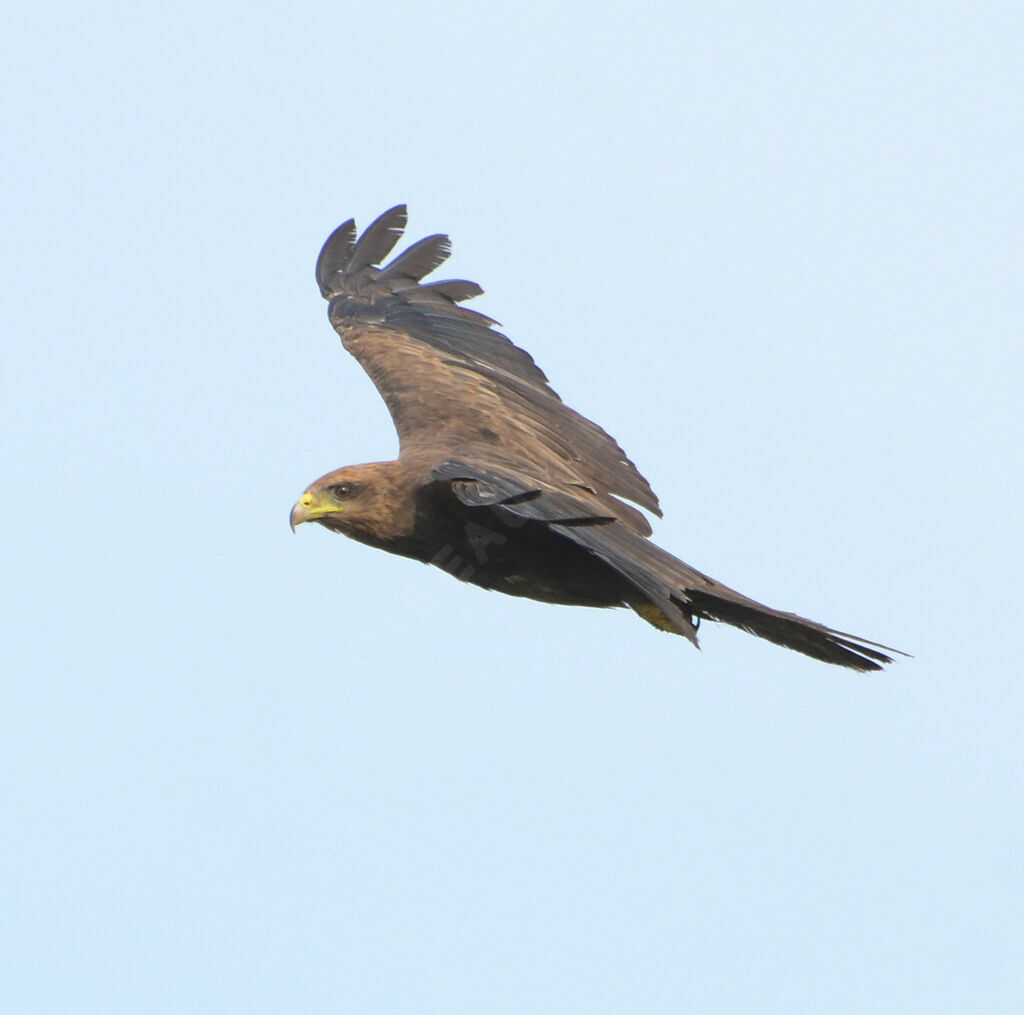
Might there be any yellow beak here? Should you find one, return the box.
[289,491,342,531]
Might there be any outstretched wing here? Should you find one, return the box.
[431,460,903,673]
[315,205,661,535]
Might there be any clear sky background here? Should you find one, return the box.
[3,3,1021,1012]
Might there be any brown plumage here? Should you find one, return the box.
[291,205,902,671]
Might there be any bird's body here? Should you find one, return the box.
[291,206,902,671]
[294,456,640,607]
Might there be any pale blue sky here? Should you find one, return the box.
[3,2,1022,1012]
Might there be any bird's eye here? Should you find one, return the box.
[331,483,353,500]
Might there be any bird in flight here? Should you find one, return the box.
[291,206,900,671]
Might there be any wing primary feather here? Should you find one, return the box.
[315,219,357,297]
[348,205,408,271]
[378,234,452,283]
[418,279,484,303]
[391,282,499,324]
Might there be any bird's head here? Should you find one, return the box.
[290,470,361,533]
[289,461,417,548]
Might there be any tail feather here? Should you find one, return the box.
[679,587,900,672]
[552,515,904,672]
